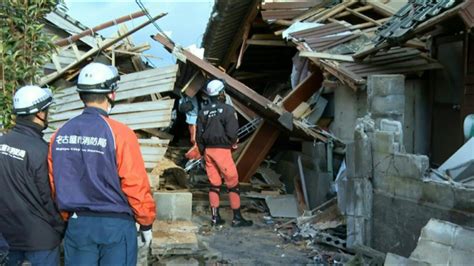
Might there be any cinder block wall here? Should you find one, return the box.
[357,75,474,256]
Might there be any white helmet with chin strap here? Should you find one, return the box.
[77,62,120,93]
[13,85,53,115]
[205,79,225,96]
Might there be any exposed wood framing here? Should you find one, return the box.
[236,21,252,69]
[47,100,174,134]
[313,0,357,23]
[334,5,373,18]
[54,11,146,47]
[237,71,324,182]
[282,71,324,111]
[182,71,207,97]
[221,0,260,69]
[299,51,355,62]
[153,34,329,183]
[236,122,280,182]
[349,18,390,30]
[353,3,463,60]
[51,65,177,113]
[343,6,381,26]
[152,34,293,129]
[40,13,167,86]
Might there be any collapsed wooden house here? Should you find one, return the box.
[40,10,176,185]
[150,0,474,260]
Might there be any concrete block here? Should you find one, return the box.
[337,178,372,218]
[345,142,356,178]
[372,131,397,154]
[151,220,199,255]
[371,95,405,117]
[346,216,371,247]
[409,219,474,264]
[454,227,474,251]
[384,253,429,266]
[354,130,373,178]
[411,240,450,264]
[154,192,192,221]
[451,249,474,265]
[373,152,429,179]
[367,74,405,97]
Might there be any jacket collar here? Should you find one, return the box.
[83,107,109,117]
[13,119,44,138]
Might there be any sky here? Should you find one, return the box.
[64,0,214,67]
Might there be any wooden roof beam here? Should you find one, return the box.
[221,0,260,70]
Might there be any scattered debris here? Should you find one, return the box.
[151,220,199,256]
[385,219,474,265]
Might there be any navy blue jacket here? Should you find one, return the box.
[0,120,65,250]
[49,107,156,227]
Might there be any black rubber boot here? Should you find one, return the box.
[211,207,225,226]
[231,208,253,227]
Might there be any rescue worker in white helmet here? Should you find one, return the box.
[49,62,156,265]
[0,85,65,265]
[196,79,253,227]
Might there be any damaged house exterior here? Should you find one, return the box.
[151,0,474,263]
[3,0,474,264]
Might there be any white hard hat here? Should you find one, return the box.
[77,62,120,93]
[205,79,225,96]
[13,85,53,115]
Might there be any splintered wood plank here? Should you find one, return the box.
[300,51,355,62]
[344,7,381,26]
[236,122,280,182]
[182,71,206,97]
[282,71,324,111]
[39,13,167,86]
[237,71,324,182]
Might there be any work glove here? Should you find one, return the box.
[138,229,152,249]
[185,145,201,160]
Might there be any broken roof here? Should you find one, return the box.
[201,0,256,66]
[45,9,98,48]
[354,0,474,59]
[276,0,442,90]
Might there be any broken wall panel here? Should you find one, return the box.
[46,99,174,136]
[237,69,325,182]
[140,138,170,169]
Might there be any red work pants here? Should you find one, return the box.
[204,148,241,209]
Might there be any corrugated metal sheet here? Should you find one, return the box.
[201,0,254,65]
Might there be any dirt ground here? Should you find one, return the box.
[155,207,313,265]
